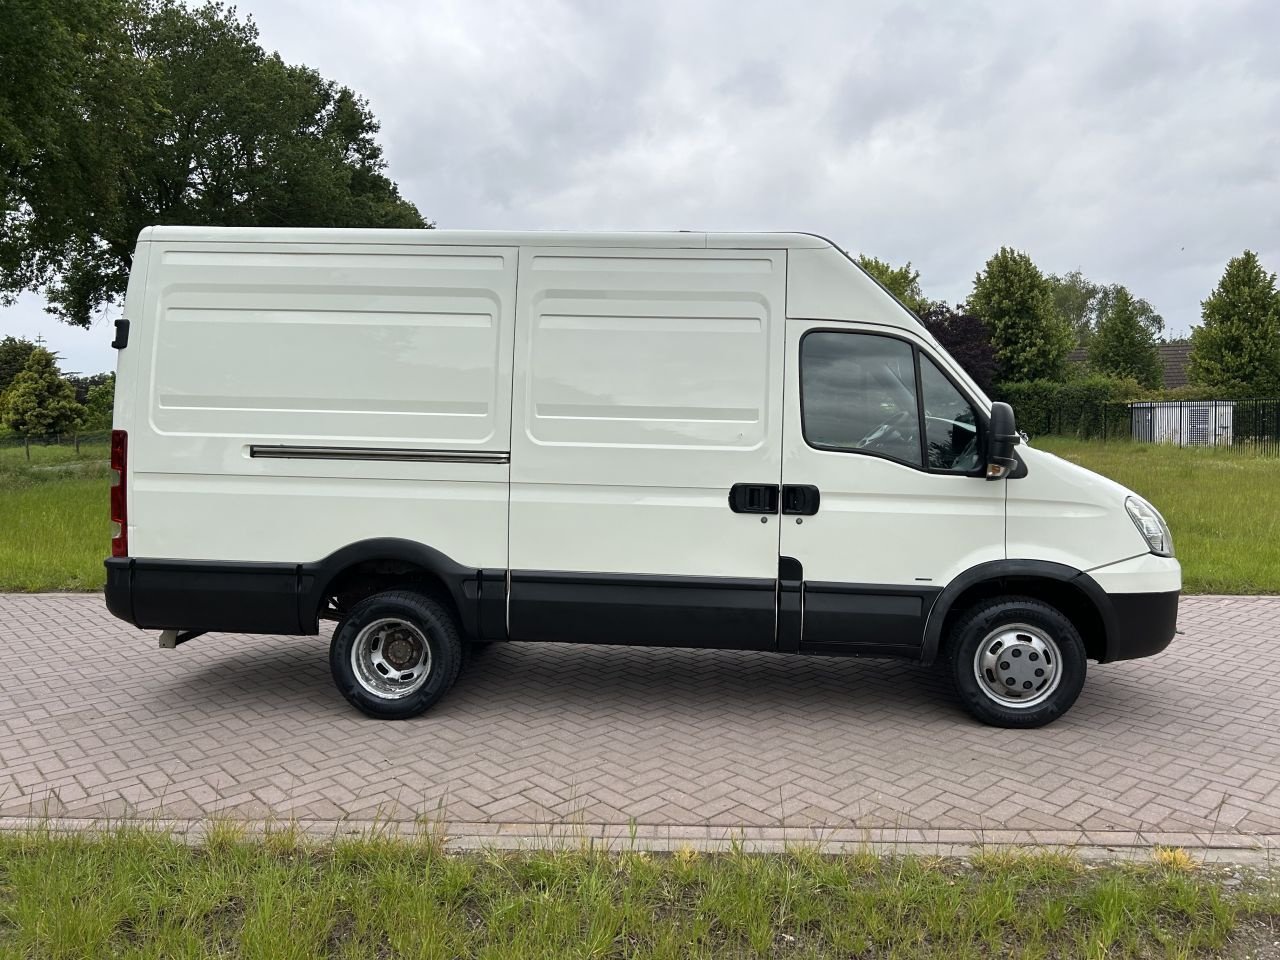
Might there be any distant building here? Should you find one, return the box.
[1067,342,1191,390]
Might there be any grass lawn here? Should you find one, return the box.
[1037,439,1280,594]
[1,828,1276,959]
[0,441,110,592]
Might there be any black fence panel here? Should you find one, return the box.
[1100,400,1280,455]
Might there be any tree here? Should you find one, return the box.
[1188,250,1280,395]
[83,373,116,429]
[66,371,114,403]
[0,335,38,397]
[1088,288,1162,388]
[1,0,427,328]
[969,247,1074,383]
[1047,270,1101,348]
[0,348,86,457]
[919,303,998,393]
[1094,285,1163,338]
[1047,270,1164,350]
[856,255,930,315]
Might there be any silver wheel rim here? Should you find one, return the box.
[973,622,1062,709]
[350,618,432,700]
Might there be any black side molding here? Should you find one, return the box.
[508,571,777,650]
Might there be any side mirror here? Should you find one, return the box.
[986,402,1020,480]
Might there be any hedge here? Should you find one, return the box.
[993,375,1141,439]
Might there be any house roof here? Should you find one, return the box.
[1066,342,1192,389]
[1158,342,1192,389]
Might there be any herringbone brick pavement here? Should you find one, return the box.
[1,594,1277,839]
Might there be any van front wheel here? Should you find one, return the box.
[946,597,1086,729]
[329,590,463,720]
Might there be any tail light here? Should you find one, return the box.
[110,430,128,557]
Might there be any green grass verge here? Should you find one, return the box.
[1037,439,1280,594]
[0,828,1275,959]
[0,442,110,592]
[1,439,1277,594]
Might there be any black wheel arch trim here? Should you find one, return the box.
[297,537,484,637]
[919,560,1118,665]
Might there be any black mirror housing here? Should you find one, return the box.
[986,401,1020,480]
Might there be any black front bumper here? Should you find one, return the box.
[1100,589,1180,662]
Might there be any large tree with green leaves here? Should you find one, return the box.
[1088,288,1162,388]
[1046,270,1101,348]
[969,247,1074,383]
[1188,250,1280,395]
[1,0,427,328]
[0,335,38,397]
[1,348,86,456]
[83,373,116,429]
[1047,270,1163,349]
[856,255,931,315]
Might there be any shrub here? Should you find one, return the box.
[995,375,1141,439]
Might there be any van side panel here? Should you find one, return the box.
[127,241,516,569]
[507,247,787,647]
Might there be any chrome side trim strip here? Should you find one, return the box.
[249,445,509,464]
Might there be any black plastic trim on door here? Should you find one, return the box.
[781,484,820,515]
[798,582,942,656]
[728,483,779,514]
[508,571,777,650]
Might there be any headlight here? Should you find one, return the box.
[1125,496,1174,557]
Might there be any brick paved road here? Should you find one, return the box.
[1,594,1277,846]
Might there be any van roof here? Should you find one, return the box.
[136,226,838,250]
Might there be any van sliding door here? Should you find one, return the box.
[506,245,788,649]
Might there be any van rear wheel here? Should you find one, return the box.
[329,590,462,720]
[945,596,1086,728]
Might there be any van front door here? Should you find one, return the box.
[778,321,1005,656]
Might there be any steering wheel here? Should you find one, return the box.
[855,409,917,450]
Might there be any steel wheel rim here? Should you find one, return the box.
[973,622,1062,709]
[350,618,432,700]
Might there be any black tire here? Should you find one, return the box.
[945,596,1087,729]
[329,590,463,720]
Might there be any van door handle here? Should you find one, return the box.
[728,483,779,514]
[781,484,820,516]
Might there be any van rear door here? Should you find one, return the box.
[506,244,788,648]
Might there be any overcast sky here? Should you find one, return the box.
[3,0,1278,375]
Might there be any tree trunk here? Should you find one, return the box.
[24,435,29,460]
[75,431,80,454]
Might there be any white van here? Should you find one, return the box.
[104,227,1180,727]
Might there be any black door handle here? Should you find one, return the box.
[782,484,820,516]
[729,483,779,514]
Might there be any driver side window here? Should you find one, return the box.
[801,332,922,467]
[800,331,982,474]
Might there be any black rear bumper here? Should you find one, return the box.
[105,557,306,634]
[1099,589,1179,662]
[104,546,499,641]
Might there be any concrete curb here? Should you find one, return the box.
[2,816,1277,864]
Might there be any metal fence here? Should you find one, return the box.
[0,429,111,455]
[1100,399,1280,455]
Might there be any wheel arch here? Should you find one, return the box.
[921,560,1117,665]
[298,538,486,638]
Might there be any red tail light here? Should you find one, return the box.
[110,430,128,557]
